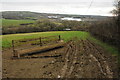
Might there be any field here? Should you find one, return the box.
[2,35,118,78]
[2,31,119,78]
[2,31,118,56]
[1,19,35,27]
[1,9,119,78]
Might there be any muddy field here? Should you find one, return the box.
[2,39,118,78]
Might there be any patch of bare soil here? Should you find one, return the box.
[2,39,118,78]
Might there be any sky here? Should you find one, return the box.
[0,0,116,16]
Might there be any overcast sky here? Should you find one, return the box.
[0,0,116,16]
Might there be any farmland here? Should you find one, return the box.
[1,19,35,27]
[1,11,119,78]
[2,31,118,56]
[2,31,118,78]
[2,31,88,48]
[2,30,119,78]
[2,18,90,35]
[1,3,120,78]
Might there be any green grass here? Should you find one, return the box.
[1,31,119,56]
[89,36,119,56]
[2,31,89,48]
[1,19,35,27]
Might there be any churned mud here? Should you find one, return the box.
[2,39,118,78]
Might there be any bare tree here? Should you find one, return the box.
[111,0,120,16]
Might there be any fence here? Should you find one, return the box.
[12,35,62,58]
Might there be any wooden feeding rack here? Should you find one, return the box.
[12,35,65,58]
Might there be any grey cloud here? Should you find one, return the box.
[1,0,115,16]
[1,0,114,3]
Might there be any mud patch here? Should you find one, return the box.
[2,39,118,78]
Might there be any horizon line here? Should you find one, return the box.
[0,11,113,16]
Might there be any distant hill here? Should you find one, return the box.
[1,11,109,20]
[1,11,49,20]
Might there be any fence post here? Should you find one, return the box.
[12,40,15,57]
[59,35,61,41]
[39,37,42,46]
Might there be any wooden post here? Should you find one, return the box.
[12,40,15,57]
[39,37,42,46]
[17,53,20,58]
[59,35,61,41]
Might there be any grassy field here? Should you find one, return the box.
[1,19,35,27]
[2,31,88,48]
[1,31,118,56]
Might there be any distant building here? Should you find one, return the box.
[48,16,59,19]
[64,28,71,31]
[61,17,82,21]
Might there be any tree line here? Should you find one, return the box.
[2,19,89,34]
[89,1,120,49]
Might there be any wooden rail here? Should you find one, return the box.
[12,35,63,58]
